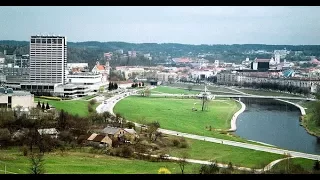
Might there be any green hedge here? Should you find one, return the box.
[39,96,62,101]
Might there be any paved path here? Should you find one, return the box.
[96,88,320,161]
[276,99,306,115]
[137,153,296,173]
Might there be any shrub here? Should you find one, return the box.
[121,145,134,158]
[89,99,97,106]
[115,148,122,156]
[172,139,180,147]
[87,104,94,113]
[158,167,171,174]
[180,142,188,148]
[39,96,61,101]
[21,145,28,156]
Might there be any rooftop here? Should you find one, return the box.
[0,87,32,96]
[255,59,271,63]
[101,127,121,135]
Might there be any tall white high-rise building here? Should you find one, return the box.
[29,35,67,84]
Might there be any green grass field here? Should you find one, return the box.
[0,148,200,174]
[236,88,301,97]
[34,98,99,117]
[167,138,284,169]
[271,158,315,172]
[81,94,98,100]
[167,83,238,93]
[113,96,251,142]
[151,86,200,95]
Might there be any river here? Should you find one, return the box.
[235,98,320,155]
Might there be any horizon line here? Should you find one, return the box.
[0,39,319,46]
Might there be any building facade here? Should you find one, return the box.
[0,87,34,109]
[29,35,67,85]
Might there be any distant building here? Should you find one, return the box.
[275,53,281,64]
[0,86,34,109]
[14,54,29,68]
[116,49,124,54]
[38,128,59,139]
[29,35,67,85]
[128,51,137,58]
[92,61,109,82]
[21,35,67,95]
[67,63,88,73]
[214,60,219,67]
[251,58,270,71]
[67,72,103,92]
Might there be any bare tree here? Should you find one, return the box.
[177,152,189,174]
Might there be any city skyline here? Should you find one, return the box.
[0,6,320,45]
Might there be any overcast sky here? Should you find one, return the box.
[0,6,319,45]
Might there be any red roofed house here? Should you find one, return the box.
[92,61,109,82]
[310,59,320,65]
[172,58,193,64]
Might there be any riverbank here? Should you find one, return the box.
[290,101,320,138]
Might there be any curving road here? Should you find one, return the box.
[96,88,320,162]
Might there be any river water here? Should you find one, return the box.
[235,98,320,155]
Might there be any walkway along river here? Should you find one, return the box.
[235,98,320,155]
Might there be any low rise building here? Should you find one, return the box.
[67,72,103,92]
[0,86,34,109]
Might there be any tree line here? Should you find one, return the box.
[108,82,118,91]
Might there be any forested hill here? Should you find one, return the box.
[0,40,320,68]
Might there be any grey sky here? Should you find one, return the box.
[0,6,319,45]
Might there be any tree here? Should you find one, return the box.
[187,85,193,91]
[57,110,68,131]
[29,153,45,174]
[177,152,189,174]
[89,99,97,106]
[46,102,50,110]
[142,82,144,86]
[199,160,219,174]
[125,122,135,129]
[41,102,45,110]
[158,167,171,174]
[0,128,11,147]
[37,101,41,109]
[147,121,160,141]
[108,82,112,91]
[114,83,118,90]
[138,83,141,87]
[87,104,94,113]
[227,162,234,171]
[99,86,104,93]
[313,161,320,171]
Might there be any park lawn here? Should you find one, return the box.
[114,96,239,130]
[81,94,98,100]
[167,83,238,93]
[299,101,320,137]
[236,88,301,97]
[151,86,200,95]
[167,138,284,169]
[0,148,199,174]
[271,158,315,172]
[34,98,99,117]
[113,96,257,143]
